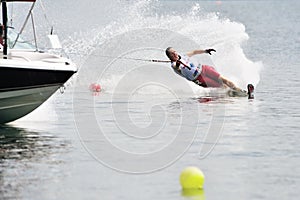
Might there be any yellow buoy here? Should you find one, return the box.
[180,166,205,190]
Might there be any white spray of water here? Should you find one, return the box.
[65,0,262,96]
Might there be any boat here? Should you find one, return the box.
[0,0,77,124]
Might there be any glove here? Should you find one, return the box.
[205,49,216,55]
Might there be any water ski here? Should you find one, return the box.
[227,84,254,99]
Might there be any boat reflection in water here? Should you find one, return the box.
[0,125,70,199]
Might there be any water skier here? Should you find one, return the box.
[165,47,244,91]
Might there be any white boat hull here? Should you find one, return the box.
[0,2,77,124]
[0,85,61,123]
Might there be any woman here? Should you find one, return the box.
[165,47,243,91]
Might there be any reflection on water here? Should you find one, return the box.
[0,125,71,199]
[181,189,205,200]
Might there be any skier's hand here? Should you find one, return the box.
[205,49,216,55]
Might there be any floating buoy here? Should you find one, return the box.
[180,166,205,190]
[89,83,101,92]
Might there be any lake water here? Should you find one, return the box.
[1,0,299,199]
